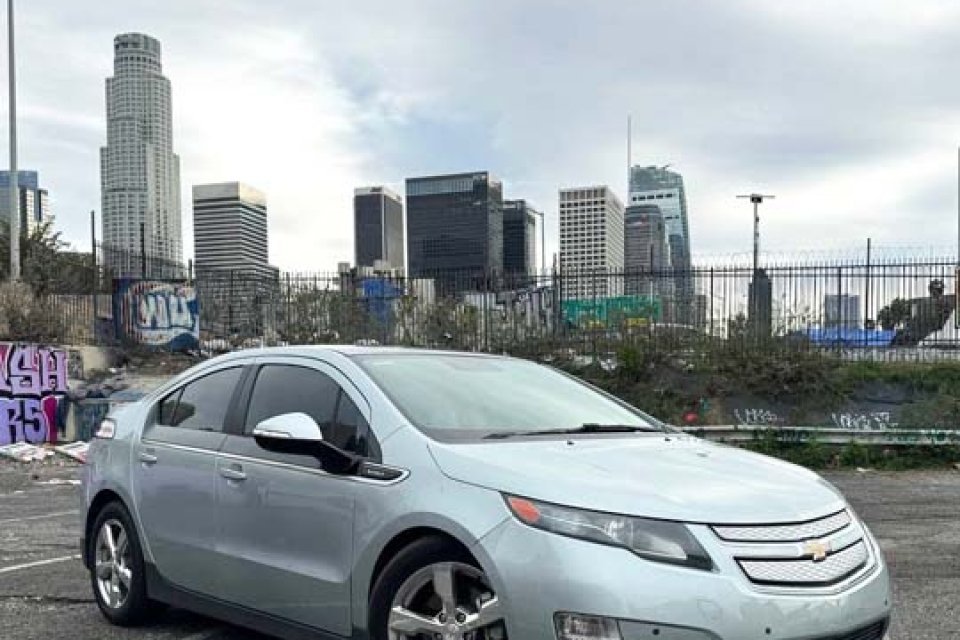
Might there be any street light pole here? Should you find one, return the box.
[737,193,775,275]
[6,0,20,281]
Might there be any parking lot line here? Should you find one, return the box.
[178,629,224,640]
[0,555,82,574]
[0,510,78,525]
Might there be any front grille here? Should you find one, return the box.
[713,510,851,542]
[739,541,869,586]
[710,509,874,589]
[822,619,887,640]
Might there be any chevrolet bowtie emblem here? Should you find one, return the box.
[804,540,830,562]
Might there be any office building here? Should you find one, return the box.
[559,186,625,299]
[100,33,182,276]
[193,183,275,337]
[628,166,691,269]
[406,171,503,291]
[503,199,538,280]
[825,294,861,329]
[624,203,666,296]
[630,166,694,321]
[193,183,270,274]
[354,186,405,271]
[0,171,51,236]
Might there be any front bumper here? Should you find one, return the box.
[477,518,892,640]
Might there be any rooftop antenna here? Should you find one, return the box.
[626,115,632,199]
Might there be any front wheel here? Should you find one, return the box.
[369,537,507,640]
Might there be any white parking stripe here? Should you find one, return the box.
[179,629,224,640]
[0,510,78,524]
[0,554,82,574]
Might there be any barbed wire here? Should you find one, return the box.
[693,245,959,268]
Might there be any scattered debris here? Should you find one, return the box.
[54,441,90,464]
[0,443,55,463]
[35,478,81,486]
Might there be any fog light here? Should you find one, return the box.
[554,613,622,640]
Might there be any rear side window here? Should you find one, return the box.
[161,367,243,432]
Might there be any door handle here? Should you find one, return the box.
[219,466,247,482]
[139,451,158,465]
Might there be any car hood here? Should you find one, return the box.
[428,435,845,524]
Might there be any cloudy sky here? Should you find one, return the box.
[6,0,960,270]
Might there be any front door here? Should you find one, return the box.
[215,358,371,636]
[134,364,245,595]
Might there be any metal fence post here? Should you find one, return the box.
[837,265,843,354]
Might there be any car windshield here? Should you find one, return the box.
[353,353,663,440]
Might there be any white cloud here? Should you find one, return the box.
[4,0,960,272]
[171,26,366,269]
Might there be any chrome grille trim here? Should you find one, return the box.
[739,540,869,586]
[712,510,852,542]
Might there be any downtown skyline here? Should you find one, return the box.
[4,1,960,272]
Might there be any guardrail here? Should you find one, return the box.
[682,425,960,446]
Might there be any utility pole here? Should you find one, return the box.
[7,0,19,280]
[91,210,98,330]
[737,193,775,275]
[528,207,546,276]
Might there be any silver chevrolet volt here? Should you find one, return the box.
[81,346,892,640]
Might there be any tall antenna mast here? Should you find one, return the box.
[626,115,632,198]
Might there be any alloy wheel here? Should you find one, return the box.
[94,518,133,610]
[388,561,506,640]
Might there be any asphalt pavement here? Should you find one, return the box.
[0,460,958,639]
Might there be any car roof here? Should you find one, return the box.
[211,345,508,362]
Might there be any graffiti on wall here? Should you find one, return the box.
[831,411,898,430]
[734,408,783,426]
[114,279,200,350]
[0,344,68,445]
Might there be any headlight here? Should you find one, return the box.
[505,495,713,571]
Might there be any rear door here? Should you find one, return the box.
[215,357,375,635]
[134,363,246,595]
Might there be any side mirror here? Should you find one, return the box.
[253,412,324,442]
[252,412,359,475]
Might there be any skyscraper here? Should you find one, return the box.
[0,171,51,236]
[558,186,625,299]
[406,171,503,291]
[193,183,270,275]
[624,203,666,296]
[193,183,274,337]
[354,186,405,271]
[502,199,538,280]
[630,166,693,322]
[100,33,182,276]
[628,165,691,270]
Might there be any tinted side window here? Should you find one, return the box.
[332,393,370,455]
[245,366,339,435]
[172,368,243,432]
[155,389,182,427]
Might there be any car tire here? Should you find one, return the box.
[88,501,162,626]
[369,536,506,640]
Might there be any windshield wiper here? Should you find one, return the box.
[484,423,662,439]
